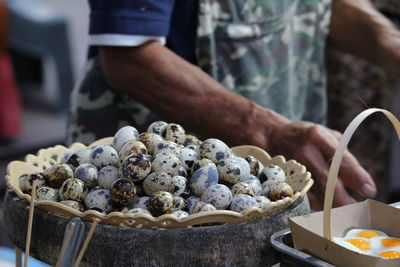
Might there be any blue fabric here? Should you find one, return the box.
[88,0,198,64]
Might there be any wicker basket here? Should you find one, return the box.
[6,137,313,228]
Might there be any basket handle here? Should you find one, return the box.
[323,108,400,240]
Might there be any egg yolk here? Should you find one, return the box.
[378,251,400,259]
[346,239,371,251]
[356,230,380,239]
[381,238,400,248]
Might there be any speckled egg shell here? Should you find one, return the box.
[232,156,251,182]
[143,171,173,196]
[90,145,119,169]
[65,148,91,170]
[171,210,189,218]
[189,164,219,196]
[253,196,271,209]
[111,178,136,206]
[199,138,230,163]
[24,173,46,193]
[84,189,113,213]
[74,163,98,188]
[137,132,164,155]
[243,176,262,196]
[119,140,148,163]
[217,158,243,184]
[230,194,258,213]
[119,154,151,182]
[98,165,119,190]
[59,200,85,212]
[147,121,168,135]
[231,182,256,197]
[161,123,186,144]
[153,140,181,158]
[259,164,286,183]
[201,184,232,209]
[176,167,187,178]
[60,178,88,202]
[173,196,187,211]
[180,147,198,171]
[183,135,202,147]
[44,163,73,188]
[112,126,140,152]
[126,208,152,216]
[151,152,181,176]
[245,156,263,177]
[19,175,27,192]
[36,186,59,201]
[171,176,187,196]
[132,196,150,209]
[190,158,215,176]
[267,182,293,201]
[186,196,200,214]
[261,180,280,198]
[191,201,216,214]
[148,191,175,216]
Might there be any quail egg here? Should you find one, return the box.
[230,194,258,213]
[231,182,256,197]
[201,184,232,209]
[217,158,242,184]
[200,138,231,163]
[126,208,152,216]
[259,164,286,183]
[176,166,187,178]
[147,121,168,135]
[243,175,262,196]
[137,132,164,155]
[191,201,216,214]
[132,196,150,209]
[267,182,294,201]
[65,148,91,170]
[44,163,73,188]
[98,165,119,190]
[148,191,175,216]
[261,180,280,198]
[120,154,151,182]
[161,123,186,144]
[112,125,140,152]
[90,145,119,169]
[183,134,202,147]
[253,196,271,209]
[171,176,187,196]
[36,186,59,201]
[171,210,189,218]
[74,163,98,188]
[173,196,187,211]
[84,189,113,213]
[59,178,88,202]
[180,147,198,171]
[186,196,200,214]
[190,158,215,176]
[143,171,173,196]
[111,178,136,206]
[151,152,181,176]
[232,156,251,182]
[119,140,147,163]
[153,140,181,157]
[244,156,263,177]
[189,164,219,196]
[19,175,27,192]
[24,173,46,193]
[59,200,85,212]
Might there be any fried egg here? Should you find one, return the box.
[334,237,373,255]
[345,229,388,239]
[370,236,400,258]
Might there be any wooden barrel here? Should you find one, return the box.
[3,190,310,266]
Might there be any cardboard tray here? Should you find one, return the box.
[289,108,400,266]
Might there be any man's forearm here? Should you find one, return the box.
[329,0,400,69]
[100,43,288,148]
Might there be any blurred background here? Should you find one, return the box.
[0,0,399,259]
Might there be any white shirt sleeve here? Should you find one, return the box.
[89,34,166,46]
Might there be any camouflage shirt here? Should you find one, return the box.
[67,0,332,145]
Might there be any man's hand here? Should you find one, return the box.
[269,122,376,210]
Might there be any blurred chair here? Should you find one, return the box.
[6,0,74,113]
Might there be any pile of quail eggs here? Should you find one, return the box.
[19,121,294,220]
